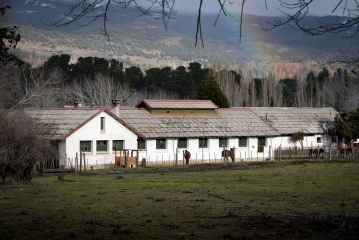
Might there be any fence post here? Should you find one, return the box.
[79,152,82,173]
[83,153,86,172]
[125,150,128,171]
[136,151,139,168]
[233,146,236,162]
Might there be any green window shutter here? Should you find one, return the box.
[156,139,166,149]
[137,139,146,149]
[80,141,92,152]
[113,140,124,151]
[258,137,266,147]
[238,137,247,147]
[219,138,227,147]
[199,138,208,148]
[177,138,187,148]
[96,140,108,152]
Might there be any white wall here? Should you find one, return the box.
[62,112,138,168]
[271,134,328,150]
[138,137,274,165]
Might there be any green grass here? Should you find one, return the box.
[1,161,359,239]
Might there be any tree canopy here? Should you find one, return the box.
[331,109,359,141]
[0,5,21,66]
[196,74,230,108]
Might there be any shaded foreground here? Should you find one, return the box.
[1,161,359,239]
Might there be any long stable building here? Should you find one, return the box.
[26,99,338,168]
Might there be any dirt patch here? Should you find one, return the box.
[105,160,325,175]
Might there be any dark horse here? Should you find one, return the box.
[222,148,235,162]
[340,148,352,158]
[309,148,324,158]
[184,150,191,165]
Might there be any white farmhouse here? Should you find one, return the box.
[26,100,142,169]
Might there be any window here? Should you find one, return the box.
[113,140,124,151]
[96,140,108,152]
[317,137,322,143]
[219,138,227,147]
[80,141,92,152]
[156,139,166,149]
[258,137,266,147]
[258,137,265,153]
[100,117,105,132]
[137,139,145,149]
[239,137,247,147]
[332,135,337,143]
[199,138,208,148]
[177,138,187,149]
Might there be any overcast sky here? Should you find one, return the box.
[51,0,357,17]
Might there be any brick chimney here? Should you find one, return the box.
[74,99,82,108]
[112,99,121,117]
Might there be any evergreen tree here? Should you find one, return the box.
[125,66,144,89]
[279,78,297,107]
[196,74,230,108]
[0,5,22,66]
[44,54,71,73]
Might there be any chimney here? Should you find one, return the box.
[112,99,121,117]
[74,99,82,108]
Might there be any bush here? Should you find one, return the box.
[0,109,57,183]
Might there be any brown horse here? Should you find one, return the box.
[222,148,235,162]
[184,150,191,164]
[309,148,324,158]
[340,148,352,158]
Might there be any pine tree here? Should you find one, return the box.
[196,74,230,108]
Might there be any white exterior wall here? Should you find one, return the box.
[62,112,138,168]
[138,137,274,165]
[271,134,329,150]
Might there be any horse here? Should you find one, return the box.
[184,150,191,165]
[309,148,324,158]
[340,148,352,158]
[222,148,235,162]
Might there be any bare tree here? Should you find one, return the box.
[66,73,139,107]
[324,69,359,110]
[0,64,64,109]
[209,61,241,107]
[0,109,57,183]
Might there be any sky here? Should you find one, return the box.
[50,0,358,17]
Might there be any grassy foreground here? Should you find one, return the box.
[1,161,359,239]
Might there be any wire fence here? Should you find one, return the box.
[274,146,359,161]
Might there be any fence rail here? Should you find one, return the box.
[274,146,359,161]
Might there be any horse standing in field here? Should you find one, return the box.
[222,148,235,162]
[340,148,352,158]
[184,150,191,165]
[309,148,324,158]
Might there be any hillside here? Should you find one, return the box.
[11,0,359,77]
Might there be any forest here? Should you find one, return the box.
[37,54,359,110]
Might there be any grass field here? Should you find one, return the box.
[1,161,359,239]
